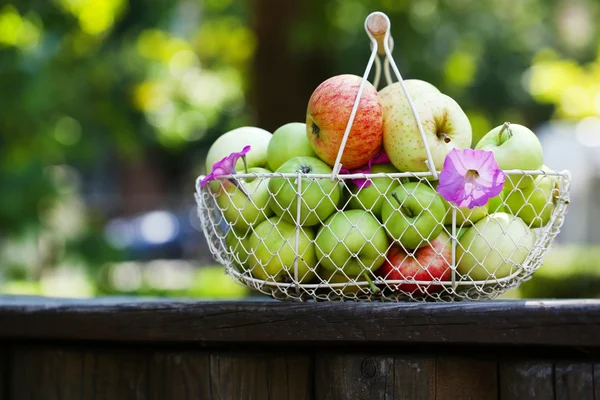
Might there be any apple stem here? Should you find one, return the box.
[392,192,413,218]
[362,270,380,293]
[498,122,513,144]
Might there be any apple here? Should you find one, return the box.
[475,122,543,189]
[379,79,440,101]
[315,210,388,277]
[457,212,535,281]
[210,167,273,232]
[268,156,341,226]
[225,228,250,271]
[378,231,451,293]
[381,91,472,172]
[247,217,317,282]
[319,268,363,295]
[306,74,383,170]
[504,165,559,228]
[267,122,317,171]
[205,126,272,172]
[487,192,506,213]
[381,182,446,250]
[347,163,403,218]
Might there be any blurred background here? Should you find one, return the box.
[1,0,599,299]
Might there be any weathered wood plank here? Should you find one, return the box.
[10,347,84,400]
[315,354,395,399]
[1,297,600,347]
[435,356,497,400]
[0,347,6,400]
[210,353,311,400]
[393,355,436,400]
[148,352,211,400]
[10,346,150,400]
[499,359,555,399]
[555,362,594,400]
[80,351,149,400]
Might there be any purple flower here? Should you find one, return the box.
[437,148,505,209]
[200,145,251,188]
[340,149,391,189]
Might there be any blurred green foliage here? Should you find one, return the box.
[1,0,598,297]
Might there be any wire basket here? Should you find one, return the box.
[194,12,571,302]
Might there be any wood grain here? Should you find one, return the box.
[10,346,86,400]
[1,297,600,347]
[0,347,6,400]
[392,355,436,400]
[435,356,497,400]
[315,354,395,399]
[210,353,311,400]
[148,352,211,400]
[554,362,594,400]
[499,359,555,399]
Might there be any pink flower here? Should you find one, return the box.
[437,148,505,209]
[200,145,251,188]
[340,149,391,189]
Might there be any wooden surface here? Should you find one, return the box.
[2,296,600,347]
[3,296,600,399]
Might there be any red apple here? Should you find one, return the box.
[306,74,383,170]
[379,232,452,294]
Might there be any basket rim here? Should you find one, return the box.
[195,168,571,188]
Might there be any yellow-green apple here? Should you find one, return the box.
[457,212,535,281]
[306,74,383,169]
[247,217,317,282]
[225,228,250,270]
[315,210,388,277]
[504,165,559,228]
[268,156,341,226]
[267,122,316,171]
[210,167,273,231]
[205,126,272,172]
[378,231,451,294]
[347,163,404,218]
[381,182,446,250]
[475,122,543,189]
[381,90,472,172]
[319,268,363,295]
[487,193,506,213]
[379,79,440,101]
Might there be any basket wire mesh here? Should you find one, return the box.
[194,12,571,302]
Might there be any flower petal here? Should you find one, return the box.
[200,145,251,188]
[436,148,505,209]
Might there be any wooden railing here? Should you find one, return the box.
[1,296,600,399]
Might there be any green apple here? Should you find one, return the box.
[475,122,543,189]
[267,122,316,171]
[381,90,472,173]
[268,156,341,226]
[347,163,404,218]
[319,268,363,295]
[247,217,317,282]
[315,210,388,276]
[504,165,559,228]
[225,228,250,271]
[210,167,273,232]
[205,126,272,172]
[487,192,506,213]
[457,212,535,281]
[381,182,446,250]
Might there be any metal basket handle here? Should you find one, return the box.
[330,11,439,180]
